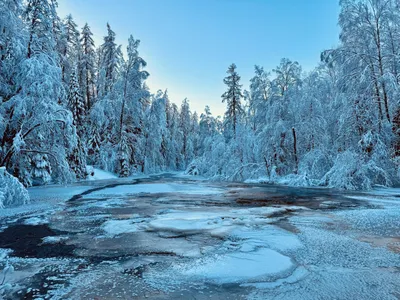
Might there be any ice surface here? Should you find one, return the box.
[102,218,148,236]
[2,177,399,299]
[147,207,300,235]
[28,185,92,202]
[88,183,224,197]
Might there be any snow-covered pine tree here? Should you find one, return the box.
[0,0,76,185]
[0,0,25,103]
[165,96,184,170]
[179,98,192,165]
[144,91,168,172]
[61,14,81,86]
[98,23,122,96]
[222,63,244,139]
[116,35,149,176]
[25,0,57,58]
[67,69,87,179]
[247,65,270,132]
[191,111,200,158]
[86,124,101,164]
[68,70,86,134]
[118,130,130,177]
[68,138,87,179]
[79,23,96,111]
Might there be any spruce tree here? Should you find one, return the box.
[68,70,86,134]
[118,130,130,177]
[221,63,244,139]
[98,23,121,96]
[80,23,96,111]
[179,98,192,164]
[67,70,87,179]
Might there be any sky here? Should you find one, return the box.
[57,0,341,117]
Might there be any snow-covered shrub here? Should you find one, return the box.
[321,150,391,190]
[277,173,311,187]
[298,149,332,181]
[30,154,52,185]
[186,164,200,176]
[0,167,30,208]
[86,165,95,177]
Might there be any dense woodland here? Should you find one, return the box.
[2,0,400,190]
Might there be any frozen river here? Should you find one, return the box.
[0,174,399,299]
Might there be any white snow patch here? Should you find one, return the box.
[242,266,309,289]
[102,217,147,236]
[23,216,48,225]
[345,194,400,206]
[180,248,294,284]
[87,167,118,181]
[42,236,69,244]
[230,226,303,253]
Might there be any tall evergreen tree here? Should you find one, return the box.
[98,23,121,96]
[79,23,96,111]
[247,65,270,132]
[60,14,81,87]
[25,0,58,58]
[116,35,149,176]
[68,70,86,134]
[221,63,244,139]
[67,70,87,179]
[179,98,192,164]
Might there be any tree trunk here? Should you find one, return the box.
[292,127,298,175]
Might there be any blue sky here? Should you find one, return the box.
[58,0,341,116]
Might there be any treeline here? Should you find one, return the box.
[193,0,400,189]
[0,0,201,185]
[1,0,400,190]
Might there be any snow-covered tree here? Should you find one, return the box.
[222,63,244,139]
[97,23,122,96]
[79,23,96,111]
[116,35,149,176]
[68,70,86,133]
[0,0,76,185]
[247,65,270,132]
[60,14,81,86]
[67,70,87,179]
[179,98,192,164]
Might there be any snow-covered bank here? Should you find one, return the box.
[86,166,118,181]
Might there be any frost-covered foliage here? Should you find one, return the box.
[188,0,400,190]
[0,0,76,186]
[0,167,29,208]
